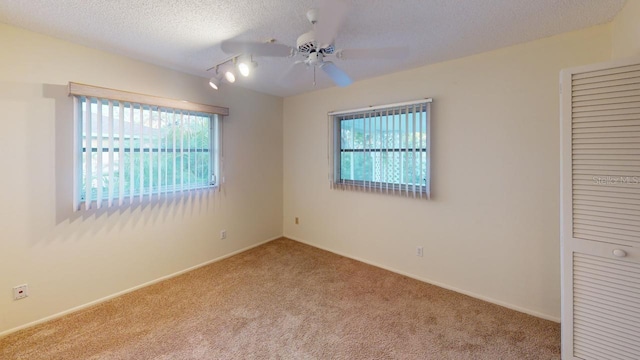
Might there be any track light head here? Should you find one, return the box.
[238,62,250,77]
[209,77,220,90]
[238,56,258,77]
[224,70,236,83]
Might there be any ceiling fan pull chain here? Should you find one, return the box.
[313,66,317,86]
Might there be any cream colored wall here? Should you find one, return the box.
[612,0,640,59]
[0,23,283,334]
[283,25,611,320]
[1,8,627,334]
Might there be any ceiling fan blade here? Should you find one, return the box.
[321,61,352,87]
[220,40,293,57]
[315,0,349,48]
[279,61,307,86]
[338,47,410,60]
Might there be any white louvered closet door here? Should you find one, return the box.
[561,58,640,360]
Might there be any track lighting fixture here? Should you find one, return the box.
[207,54,258,90]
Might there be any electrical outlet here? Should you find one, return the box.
[416,246,423,257]
[13,284,29,300]
[295,217,299,225]
[220,230,227,240]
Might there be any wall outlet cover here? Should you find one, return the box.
[13,284,29,300]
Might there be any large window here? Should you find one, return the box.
[70,83,227,210]
[330,99,431,198]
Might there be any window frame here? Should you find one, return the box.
[329,99,432,198]
[69,82,228,211]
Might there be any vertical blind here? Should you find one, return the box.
[328,99,432,199]
[69,83,228,211]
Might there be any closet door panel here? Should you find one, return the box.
[562,58,640,360]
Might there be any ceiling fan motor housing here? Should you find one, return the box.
[296,30,334,55]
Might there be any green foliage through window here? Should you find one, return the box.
[76,97,218,206]
[332,101,431,196]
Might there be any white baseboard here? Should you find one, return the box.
[286,235,561,323]
[0,236,281,339]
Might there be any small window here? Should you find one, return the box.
[70,83,226,210]
[329,100,431,198]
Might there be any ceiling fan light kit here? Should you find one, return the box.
[212,0,408,91]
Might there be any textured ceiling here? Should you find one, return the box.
[0,0,626,97]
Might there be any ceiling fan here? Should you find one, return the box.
[219,0,409,88]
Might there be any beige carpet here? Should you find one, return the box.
[1,238,560,359]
